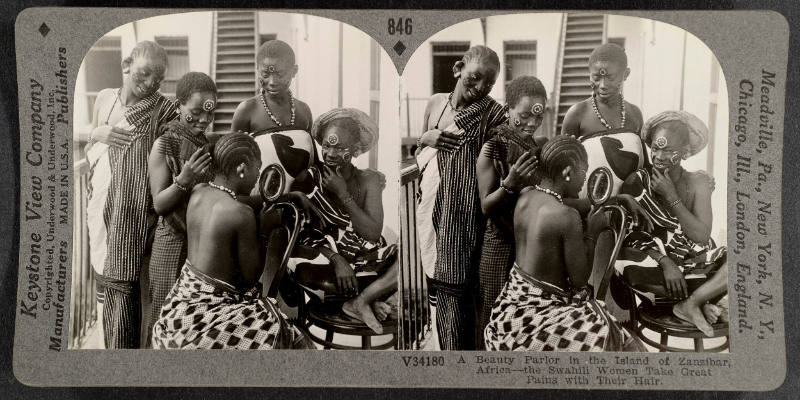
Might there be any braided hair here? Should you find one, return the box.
[461,45,500,69]
[176,72,217,105]
[123,41,168,72]
[536,135,587,180]
[212,132,260,177]
[588,43,627,69]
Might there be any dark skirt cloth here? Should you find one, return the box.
[485,265,631,352]
[152,261,312,349]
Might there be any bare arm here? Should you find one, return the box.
[476,149,506,215]
[477,145,536,215]
[339,171,384,242]
[148,137,184,216]
[89,89,134,147]
[561,208,594,288]
[149,140,211,216]
[231,100,252,133]
[235,205,264,286]
[672,174,713,243]
[560,103,582,137]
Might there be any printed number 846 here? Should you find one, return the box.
[388,18,412,35]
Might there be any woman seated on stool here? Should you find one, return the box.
[152,132,311,349]
[291,108,398,335]
[616,111,727,337]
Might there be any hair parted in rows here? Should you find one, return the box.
[212,132,260,177]
[257,39,296,66]
[505,76,547,107]
[535,135,587,180]
[124,40,168,71]
[588,43,628,69]
[461,45,500,69]
[175,72,217,104]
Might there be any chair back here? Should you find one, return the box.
[262,201,306,299]
[595,204,633,300]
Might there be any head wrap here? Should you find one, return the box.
[311,108,378,155]
[641,111,709,157]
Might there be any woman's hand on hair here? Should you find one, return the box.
[91,125,134,148]
[651,168,679,203]
[322,165,349,198]
[420,129,461,152]
[175,147,211,188]
[504,151,537,191]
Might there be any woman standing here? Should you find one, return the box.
[475,76,548,346]
[145,72,217,345]
[152,133,311,349]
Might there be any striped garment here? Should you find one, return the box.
[429,96,506,350]
[102,280,141,349]
[485,265,633,351]
[432,96,506,287]
[102,92,177,281]
[153,261,312,349]
[615,168,726,304]
[99,92,177,348]
[295,167,398,277]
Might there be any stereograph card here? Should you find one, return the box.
[10,6,789,390]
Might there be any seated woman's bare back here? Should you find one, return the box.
[514,188,590,290]
[186,184,262,288]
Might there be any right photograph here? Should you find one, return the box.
[397,13,729,352]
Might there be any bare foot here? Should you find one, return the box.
[718,304,729,323]
[342,299,383,334]
[371,301,391,321]
[673,301,714,337]
[702,303,722,324]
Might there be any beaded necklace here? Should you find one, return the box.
[208,182,238,201]
[591,93,626,130]
[260,89,296,127]
[534,184,563,204]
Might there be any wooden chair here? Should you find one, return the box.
[594,204,729,353]
[263,202,397,350]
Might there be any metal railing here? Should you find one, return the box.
[69,158,98,348]
[397,164,431,349]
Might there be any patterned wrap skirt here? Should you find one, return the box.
[152,261,311,349]
[485,265,631,352]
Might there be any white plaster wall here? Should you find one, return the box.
[609,15,729,243]
[132,12,214,75]
[483,13,563,102]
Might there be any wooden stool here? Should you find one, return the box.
[302,298,398,350]
[630,303,729,352]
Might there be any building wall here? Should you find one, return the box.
[401,13,563,107]
[607,15,729,243]
[73,12,214,138]
[73,11,400,233]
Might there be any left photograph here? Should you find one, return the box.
[70,11,401,350]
